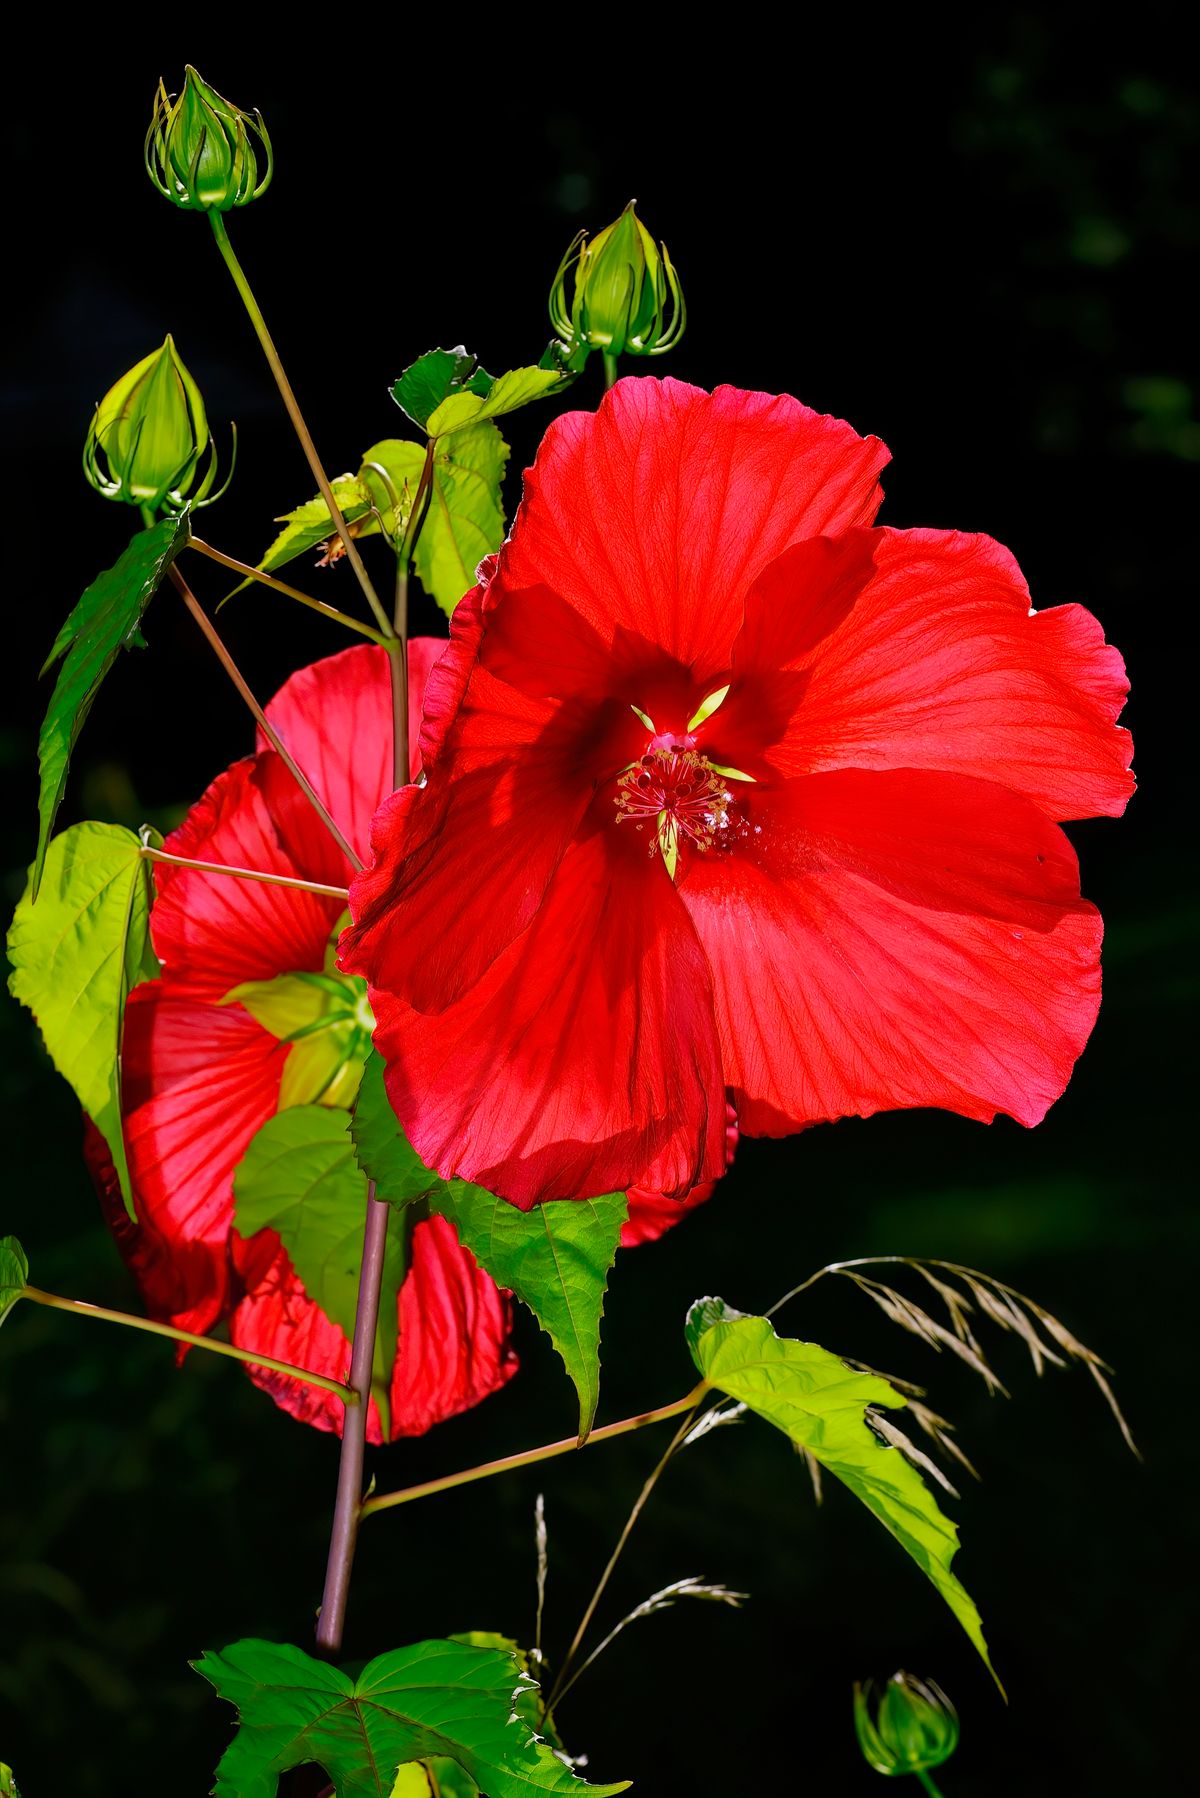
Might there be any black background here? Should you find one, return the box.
[1,16,1194,1794]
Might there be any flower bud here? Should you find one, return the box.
[853,1673,960,1777]
[83,336,231,513]
[145,66,272,212]
[549,200,685,363]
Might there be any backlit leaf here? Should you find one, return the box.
[193,1636,628,1797]
[351,1054,625,1439]
[686,1298,997,1684]
[256,476,376,576]
[0,1236,29,1330]
[426,366,570,437]
[392,347,493,430]
[8,822,157,1217]
[35,512,189,892]
[414,422,507,617]
[233,1105,407,1435]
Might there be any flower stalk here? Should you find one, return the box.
[188,539,392,644]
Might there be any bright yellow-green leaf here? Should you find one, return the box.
[686,1298,998,1685]
[391,348,493,430]
[414,422,508,617]
[256,475,375,576]
[35,513,189,892]
[232,1106,406,1435]
[426,366,570,437]
[8,823,158,1218]
[193,1636,628,1797]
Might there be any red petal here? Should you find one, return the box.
[622,1104,739,1247]
[365,818,728,1206]
[718,528,1133,821]
[257,641,443,883]
[228,1215,516,1441]
[389,1213,518,1435]
[152,757,343,1002]
[118,983,288,1334]
[677,770,1106,1134]
[500,378,889,681]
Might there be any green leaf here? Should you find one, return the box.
[8,822,157,1218]
[0,1236,29,1330]
[686,1298,998,1685]
[0,1761,21,1797]
[193,1636,628,1798]
[35,512,189,893]
[257,475,376,576]
[415,422,508,618]
[391,348,493,429]
[351,1054,625,1441]
[233,1106,407,1435]
[426,366,571,438]
[433,1184,626,1444]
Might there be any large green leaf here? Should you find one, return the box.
[686,1298,997,1684]
[0,1236,28,1330]
[8,822,158,1218]
[413,422,507,617]
[232,1105,407,1435]
[193,1636,628,1797]
[426,366,570,438]
[351,1056,625,1439]
[35,512,189,892]
[392,348,493,430]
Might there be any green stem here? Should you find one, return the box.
[207,212,392,640]
[142,844,349,902]
[916,1771,946,1796]
[21,1286,358,1403]
[602,351,619,389]
[188,539,392,646]
[360,1384,708,1521]
[169,563,362,871]
[541,1390,709,1719]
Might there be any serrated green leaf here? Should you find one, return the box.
[351,1053,624,1439]
[433,1185,626,1444]
[256,475,376,577]
[350,1050,448,1205]
[35,512,189,892]
[8,822,157,1218]
[0,1236,29,1330]
[193,1637,628,1798]
[686,1300,997,1684]
[427,366,570,438]
[232,1106,407,1435]
[415,422,508,618]
[391,348,493,429]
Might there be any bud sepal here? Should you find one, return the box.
[548,200,685,365]
[83,336,232,515]
[145,66,272,213]
[854,1672,960,1779]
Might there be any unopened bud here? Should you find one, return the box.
[83,336,231,513]
[145,66,272,212]
[549,200,685,364]
[854,1672,960,1777]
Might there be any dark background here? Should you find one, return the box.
[1,17,1194,1794]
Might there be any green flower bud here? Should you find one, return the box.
[549,200,685,363]
[82,336,232,513]
[854,1673,960,1777]
[145,66,272,212]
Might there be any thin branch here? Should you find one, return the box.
[188,538,392,645]
[142,845,349,902]
[21,1286,357,1403]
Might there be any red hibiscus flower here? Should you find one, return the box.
[342,379,1134,1209]
[97,642,709,1441]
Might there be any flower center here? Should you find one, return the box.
[614,748,735,879]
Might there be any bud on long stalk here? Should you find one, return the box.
[549,200,685,368]
[146,66,272,212]
[82,336,231,513]
[854,1672,961,1779]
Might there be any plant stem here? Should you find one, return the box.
[188,539,392,646]
[916,1771,946,1796]
[602,351,619,389]
[170,564,362,871]
[360,1384,708,1520]
[207,211,392,640]
[315,1182,393,1655]
[542,1389,709,1717]
[142,844,349,901]
[21,1286,357,1403]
